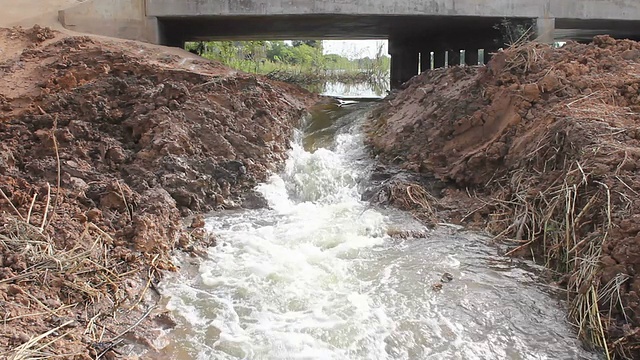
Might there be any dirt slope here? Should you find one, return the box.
[0,26,315,358]
[366,36,640,358]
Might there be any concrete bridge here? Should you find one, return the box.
[59,0,640,88]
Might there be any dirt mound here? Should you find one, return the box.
[367,36,640,358]
[0,27,315,358]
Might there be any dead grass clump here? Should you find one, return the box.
[474,37,640,359]
[386,181,438,224]
[491,168,611,350]
[0,187,157,359]
[487,114,637,358]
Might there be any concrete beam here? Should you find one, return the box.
[147,0,640,21]
[58,0,159,44]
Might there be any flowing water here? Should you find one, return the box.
[158,101,602,359]
[303,79,389,100]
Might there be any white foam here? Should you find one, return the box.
[160,111,601,360]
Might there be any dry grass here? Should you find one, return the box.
[388,181,438,223]
[482,46,637,357]
[0,112,169,359]
[488,149,617,357]
[0,182,152,358]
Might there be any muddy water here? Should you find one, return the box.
[158,102,601,359]
[303,79,389,99]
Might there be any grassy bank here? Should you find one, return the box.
[186,40,390,88]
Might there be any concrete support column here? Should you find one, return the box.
[58,0,160,44]
[466,49,479,66]
[390,49,419,89]
[158,20,185,47]
[536,18,556,44]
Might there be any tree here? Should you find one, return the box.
[267,41,295,63]
[292,40,320,48]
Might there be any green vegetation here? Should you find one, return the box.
[185,40,390,89]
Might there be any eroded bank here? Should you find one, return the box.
[366,36,640,358]
[0,26,315,358]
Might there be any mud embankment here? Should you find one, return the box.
[0,26,315,358]
[366,36,640,358]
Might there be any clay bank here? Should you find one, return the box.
[366,36,640,359]
[0,26,315,358]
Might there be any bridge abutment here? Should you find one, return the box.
[419,51,432,72]
[536,17,556,43]
[58,0,160,44]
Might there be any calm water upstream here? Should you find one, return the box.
[157,96,602,359]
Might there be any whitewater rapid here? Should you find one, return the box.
[158,103,600,360]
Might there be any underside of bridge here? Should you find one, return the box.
[57,0,640,89]
[157,14,503,41]
[155,14,640,88]
[157,14,508,89]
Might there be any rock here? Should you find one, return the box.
[241,191,268,209]
[7,284,23,296]
[106,146,127,163]
[170,188,192,208]
[522,83,540,102]
[16,332,30,344]
[0,145,16,174]
[100,191,127,211]
[67,176,89,192]
[86,208,102,222]
[45,298,62,308]
[191,215,205,228]
[538,72,560,93]
[215,194,225,207]
[75,212,88,223]
[441,272,454,283]
[622,49,640,61]
[34,129,50,141]
[154,312,178,329]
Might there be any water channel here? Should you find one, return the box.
[157,83,602,359]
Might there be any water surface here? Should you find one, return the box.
[158,101,600,360]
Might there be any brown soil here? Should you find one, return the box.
[366,36,640,359]
[0,26,315,358]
